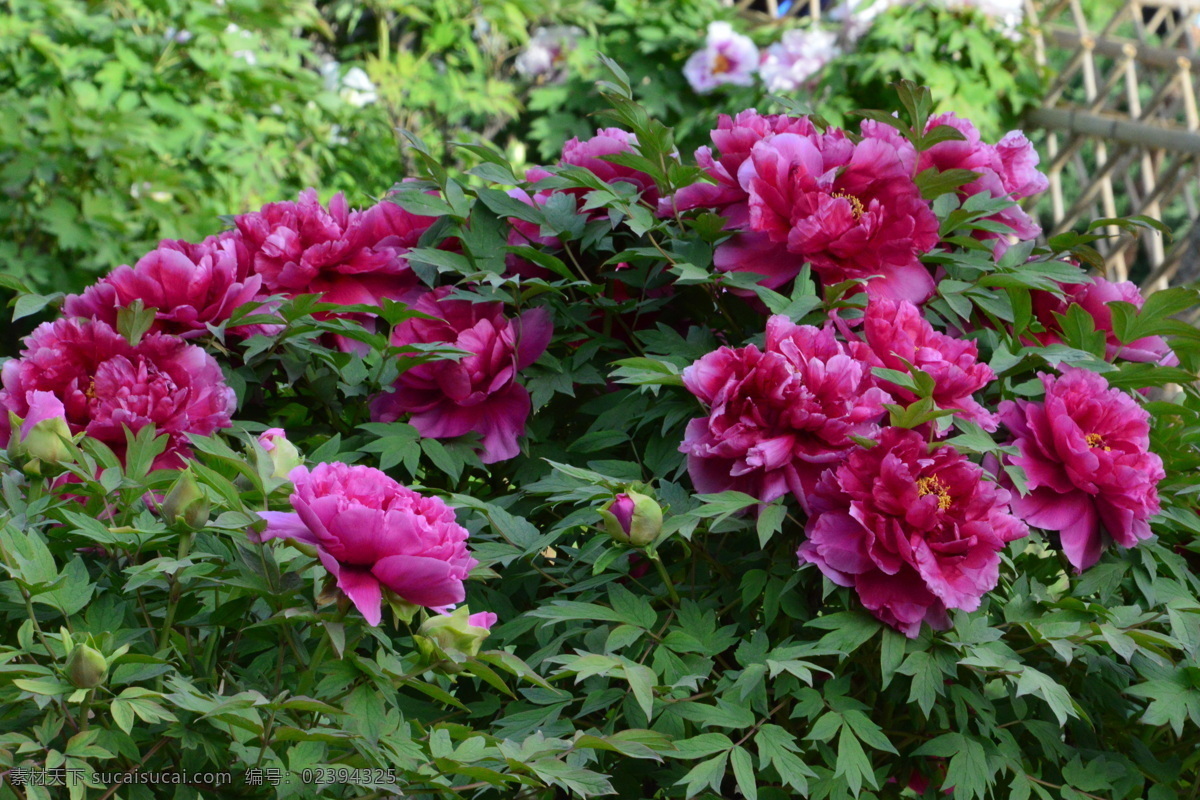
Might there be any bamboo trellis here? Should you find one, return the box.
[1023,0,1200,290]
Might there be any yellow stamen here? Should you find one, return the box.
[832,190,865,221]
[84,378,97,400]
[712,53,732,74]
[1086,432,1111,451]
[917,475,952,511]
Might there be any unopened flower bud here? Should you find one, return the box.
[258,428,303,479]
[161,468,209,529]
[9,391,73,472]
[599,490,662,547]
[416,607,497,673]
[65,643,108,689]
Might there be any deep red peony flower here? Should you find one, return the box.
[798,427,1028,638]
[234,188,424,307]
[738,130,940,302]
[1028,276,1177,365]
[849,298,998,431]
[919,114,1048,253]
[370,290,553,464]
[0,319,235,468]
[256,462,477,624]
[659,110,939,299]
[658,110,816,290]
[680,315,892,508]
[998,367,1164,571]
[65,232,266,339]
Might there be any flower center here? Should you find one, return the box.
[832,190,865,221]
[1086,432,1111,451]
[917,475,952,510]
[84,377,97,400]
[712,52,732,74]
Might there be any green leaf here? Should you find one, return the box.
[898,651,942,717]
[667,733,734,760]
[730,746,757,800]
[1015,667,1079,727]
[529,760,615,798]
[676,752,728,799]
[756,502,787,548]
[621,660,657,721]
[835,724,876,795]
[944,733,989,799]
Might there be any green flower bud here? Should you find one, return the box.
[415,606,497,673]
[257,429,303,480]
[161,468,210,529]
[8,393,74,473]
[65,643,108,689]
[598,490,662,548]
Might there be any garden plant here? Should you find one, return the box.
[1,49,1199,800]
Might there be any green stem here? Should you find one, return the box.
[157,530,194,652]
[80,689,93,731]
[650,552,680,605]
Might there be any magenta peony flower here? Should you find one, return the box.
[849,298,999,431]
[234,189,423,307]
[65,232,267,339]
[370,290,553,463]
[998,367,1164,571]
[684,22,759,93]
[255,462,477,624]
[1028,277,1177,365]
[918,114,1047,253]
[738,129,940,302]
[659,111,818,291]
[0,319,234,468]
[680,315,892,508]
[798,427,1028,638]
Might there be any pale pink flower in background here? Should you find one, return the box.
[758,28,841,93]
[684,22,759,93]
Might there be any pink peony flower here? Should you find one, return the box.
[849,298,998,431]
[0,319,235,468]
[234,189,424,308]
[998,367,1164,571]
[1028,277,1177,365]
[680,315,892,508]
[758,28,841,93]
[684,22,759,94]
[918,114,1047,253]
[504,187,563,279]
[255,462,477,625]
[659,111,818,291]
[527,128,661,209]
[64,232,267,339]
[370,290,553,463]
[661,112,938,299]
[798,427,1028,637]
[738,129,940,302]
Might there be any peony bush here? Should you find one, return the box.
[1,66,1199,800]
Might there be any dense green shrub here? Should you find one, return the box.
[0,0,398,294]
[0,65,1198,800]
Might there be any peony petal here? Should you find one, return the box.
[254,511,319,546]
[372,554,465,608]
[337,567,384,626]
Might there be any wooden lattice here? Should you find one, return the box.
[1025,0,1200,291]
